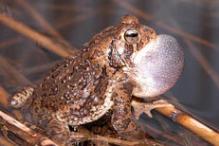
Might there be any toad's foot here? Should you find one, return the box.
[10,87,34,108]
[132,99,174,118]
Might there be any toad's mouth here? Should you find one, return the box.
[131,34,184,98]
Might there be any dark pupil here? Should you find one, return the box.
[126,32,138,38]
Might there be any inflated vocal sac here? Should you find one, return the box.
[132,34,184,98]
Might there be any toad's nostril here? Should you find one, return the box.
[132,34,184,98]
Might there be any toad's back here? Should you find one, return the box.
[29,52,112,126]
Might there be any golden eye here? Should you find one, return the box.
[124,29,139,43]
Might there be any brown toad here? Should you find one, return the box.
[11,15,184,145]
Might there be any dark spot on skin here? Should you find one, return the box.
[122,82,133,95]
[68,125,78,132]
[63,63,69,68]
[0,123,4,129]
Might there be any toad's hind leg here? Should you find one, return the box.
[46,118,85,146]
[10,87,34,108]
[46,119,72,145]
[111,83,144,140]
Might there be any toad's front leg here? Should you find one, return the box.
[111,82,144,140]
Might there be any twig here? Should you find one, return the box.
[15,0,76,51]
[23,60,59,75]
[55,6,113,30]
[0,37,23,48]
[16,0,64,38]
[88,134,162,146]
[0,56,32,85]
[73,129,150,146]
[46,4,92,13]
[0,110,60,146]
[0,14,75,57]
[55,11,97,30]
[0,86,9,107]
[0,109,157,146]
[131,98,219,146]
[185,39,219,89]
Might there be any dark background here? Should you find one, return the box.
[0,0,218,145]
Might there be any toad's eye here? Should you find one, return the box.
[124,29,139,43]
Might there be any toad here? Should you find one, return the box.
[11,15,184,145]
